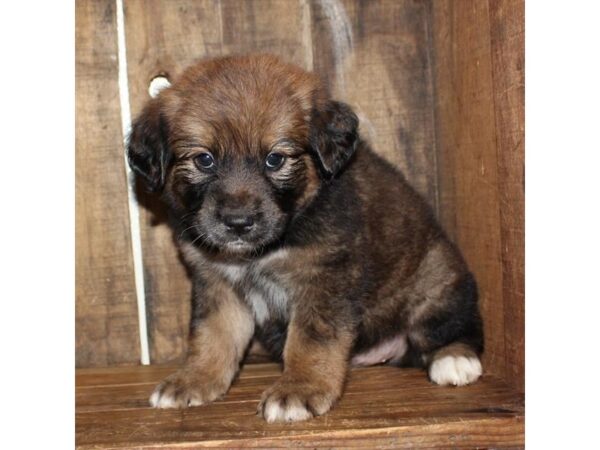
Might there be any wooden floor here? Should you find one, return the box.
[76,363,524,449]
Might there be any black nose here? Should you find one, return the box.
[222,214,255,235]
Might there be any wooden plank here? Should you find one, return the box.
[430,1,506,377]
[76,367,520,413]
[219,0,312,68]
[310,0,438,209]
[123,0,312,364]
[76,362,280,388]
[76,0,140,366]
[76,364,524,448]
[489,0,525,392]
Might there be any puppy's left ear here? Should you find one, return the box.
[127,99,172,192]
[310,101,359,177]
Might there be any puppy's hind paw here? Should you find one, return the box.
[429,354,482,386]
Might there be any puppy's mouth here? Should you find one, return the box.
[223,238,256,253]
[199,229,267,254]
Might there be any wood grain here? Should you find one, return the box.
[76,364,524,448]
[311,0,439,209]
[490,0,525,392]
[430,0,507,378]
[219,0,311,68]
[489,0,525,392]
[75,0,140,366]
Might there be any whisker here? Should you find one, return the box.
[190,233,207,246]
[178,224,203,239]
[178,211,199,223]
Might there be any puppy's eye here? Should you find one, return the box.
[194,152,215,170]
[265,152,285,170]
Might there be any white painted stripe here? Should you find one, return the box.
[116,0,150,365]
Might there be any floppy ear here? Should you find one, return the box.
[127,99,171,192]
[309,100,359,177]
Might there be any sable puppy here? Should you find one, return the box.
[127,54,484,422]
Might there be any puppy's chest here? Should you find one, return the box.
[212,258,290,325]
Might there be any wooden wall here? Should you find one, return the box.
[75,0,524,391]
[430,0,524,391]
[76,0,141,366]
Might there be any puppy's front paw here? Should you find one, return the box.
[258,378,337,423]
[429,354,482,386]
[149,369,229,409]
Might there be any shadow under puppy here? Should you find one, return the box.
[127,54,484,423]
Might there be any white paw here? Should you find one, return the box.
[429,355,482,386]
[258,380,335,423]
[149,389,180,408]
[148,370,228,408]
[263,399,313,423]
[149,384,205,409]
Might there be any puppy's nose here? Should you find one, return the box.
[222,213,255,235]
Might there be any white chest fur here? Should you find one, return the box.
[212,249,290,325]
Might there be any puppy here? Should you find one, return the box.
[127,54,483,422]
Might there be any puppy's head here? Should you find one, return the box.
[128,55,358,254]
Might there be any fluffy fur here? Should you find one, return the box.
[127,54,484,422]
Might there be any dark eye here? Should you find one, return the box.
[265,152,285,170]
[194,152,215,170]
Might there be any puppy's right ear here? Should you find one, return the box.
[127,99,171,192]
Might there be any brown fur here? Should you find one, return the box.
[151,280,253,407]
[128,54,484,421]
[258,320,354,419]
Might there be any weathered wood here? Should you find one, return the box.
[75,0,140,366]
[76,364,524,448]
[489,0,525,392]
[123,0,313,364]
[219,0,312,68]
[430,0,507,379]
[311,0,439,209]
